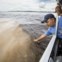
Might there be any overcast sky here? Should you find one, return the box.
[0,0,57,11]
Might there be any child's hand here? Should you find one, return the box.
[33,39,38,42]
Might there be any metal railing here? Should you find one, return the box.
[39,35,56,62]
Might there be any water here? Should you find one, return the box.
[0,11,52,62]
[0,11,51,24]
[0,24,50,62]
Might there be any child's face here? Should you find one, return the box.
[46,18,55,27]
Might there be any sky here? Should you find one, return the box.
[0,0,57,11]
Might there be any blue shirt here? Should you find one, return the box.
[57,16,62,38]
[45,26,55,36]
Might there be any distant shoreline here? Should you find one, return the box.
[0,11,55,13]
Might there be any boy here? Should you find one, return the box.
[34,14,56,42]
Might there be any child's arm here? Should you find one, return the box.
[33,34,47,42]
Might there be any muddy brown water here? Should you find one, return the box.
[0,24,51,62]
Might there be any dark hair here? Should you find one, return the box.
[56,5,62,10]
[58,0,62,6]
[55,5,62,13]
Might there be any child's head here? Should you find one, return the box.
[41,14,56,27]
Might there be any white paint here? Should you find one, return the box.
[39,35,56,62]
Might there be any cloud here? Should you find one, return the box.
[0,0,57,11]
[0,0,39,11]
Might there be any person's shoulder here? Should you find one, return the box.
[48,26,55,32]
[48,27,52,31]
[50,26,55,28]
[59,14,62,18]
[58,16,62,21]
